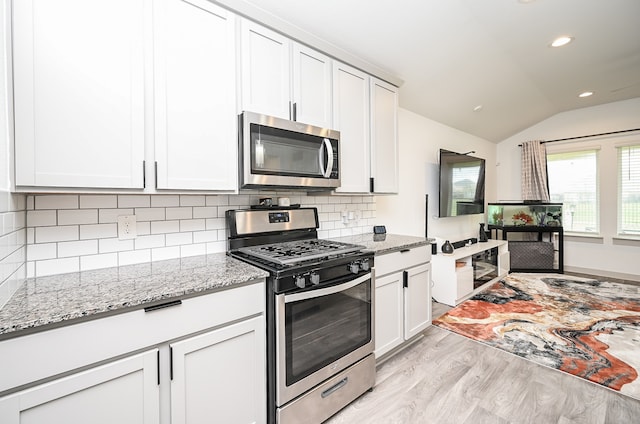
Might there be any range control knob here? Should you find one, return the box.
[310,272,320,285]
[360,260,370,272]
[348,262,360,274]
[294,275,306,289]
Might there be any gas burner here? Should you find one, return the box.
[237,239,364,266]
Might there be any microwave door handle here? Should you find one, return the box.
[319,138,333,178]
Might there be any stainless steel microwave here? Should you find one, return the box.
[239,111,340,190]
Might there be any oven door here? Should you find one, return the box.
[275,272,373,406]
[240,111,340,190]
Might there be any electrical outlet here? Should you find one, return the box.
[117,215,137,240]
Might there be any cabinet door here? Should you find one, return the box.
[170,316,266,424]
[292,43,332,128]
[333,62,370,193]
[404,263,432,340]
[154,0,237,190]
[13,0,145,189]
[370,78,399,193]
[0,350,159,424]
[240,19,291,119]
[374,272,404,358]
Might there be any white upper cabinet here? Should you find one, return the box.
[292,43,333,128]
[333,62,371,193]
[239,19,291,119]
[370,78,399,193]
[240,20,333,128]
[153,0,237,191]
[13,0,145,189]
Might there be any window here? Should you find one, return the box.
[618,145,640,235]
[547,149,599,233]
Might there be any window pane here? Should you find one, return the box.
[618,145,640,235]
[547,150,598,233]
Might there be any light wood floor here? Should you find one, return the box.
[327,293,640,423]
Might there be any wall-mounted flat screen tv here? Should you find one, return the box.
[438,149,485,217]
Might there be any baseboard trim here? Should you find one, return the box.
[564,266,640,283]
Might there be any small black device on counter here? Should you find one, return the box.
[373,225,386,234]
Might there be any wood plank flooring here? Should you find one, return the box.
[327,294,640,424]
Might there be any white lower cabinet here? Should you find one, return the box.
[0,283,266,424]
[0,350,160,424]
[170,317,265,424]
[374,245,432,359]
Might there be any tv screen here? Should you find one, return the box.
[438,149,485,217]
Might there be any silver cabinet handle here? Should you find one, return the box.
[321,377,348,398]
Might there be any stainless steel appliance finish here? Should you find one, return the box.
[226,207,375,424]
[239,111,340,190]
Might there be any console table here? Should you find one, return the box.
[488,225,563,273]
[431,240,509,307]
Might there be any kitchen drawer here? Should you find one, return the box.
[375,245,430,277]
[0,282,265,394]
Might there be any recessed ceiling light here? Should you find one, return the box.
[473,105,483,112]
[578,91,594,98]
[550,36,573,47]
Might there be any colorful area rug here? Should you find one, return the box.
[433,273,640,400]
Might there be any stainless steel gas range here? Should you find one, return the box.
[227,207,375,424]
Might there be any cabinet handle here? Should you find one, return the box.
[170,347,174,381]
[292,102,297,121]
[400,248,410,253]
[403,270,408,288]
[142,161,146,188]
[370,177,375,192]
[321,377,348,398]
[156,350,161,385]
[144,299,182,312]
[154,161,158,189]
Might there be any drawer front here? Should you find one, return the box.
[375,245,430,277]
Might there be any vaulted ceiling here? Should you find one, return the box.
[241,0,640,142]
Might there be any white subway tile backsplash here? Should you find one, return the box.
[99,208,135,223]
[151,220,180,235]
[134,208,166,222]
[58,209,98,225]
[134,234,165,250]
[166,232,192,246]
[205,195,229,206]
[58,240,98,258]
[181,243,206,257]
[27,210,57,227]
[81,253,118,271]
[99,238,134,253]
[151,195,180,207]
[36,257,79,277]
[36,225,79,243]
[21,193,375,278]
[35,195,79,210]
[118,249,151,266]
[152,246,180,261]
[166,207,192,220]
[180,195,205,207]
[27,243,57,261]
[80,195,117,209]
[118,195,151,208]
[80,223,117,240]
[180,219,205,232]
[193,207,217,219]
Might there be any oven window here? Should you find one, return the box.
[284,279,371,386]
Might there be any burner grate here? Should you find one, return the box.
[237,239,364,266]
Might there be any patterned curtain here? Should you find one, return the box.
[521,140,550,201]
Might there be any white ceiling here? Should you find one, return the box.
[241,0,640,142]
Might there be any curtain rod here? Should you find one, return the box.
[519,128,640,146]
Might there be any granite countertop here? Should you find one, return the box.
[330,233,434,255]
[0,253,269,339]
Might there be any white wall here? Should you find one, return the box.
[376,108,497,248]
[0,0,27,308]
[497,97,640,280]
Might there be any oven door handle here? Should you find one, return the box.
[284,273,371,303]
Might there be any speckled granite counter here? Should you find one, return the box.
[330,233,434,255]
[0,253,268,339]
